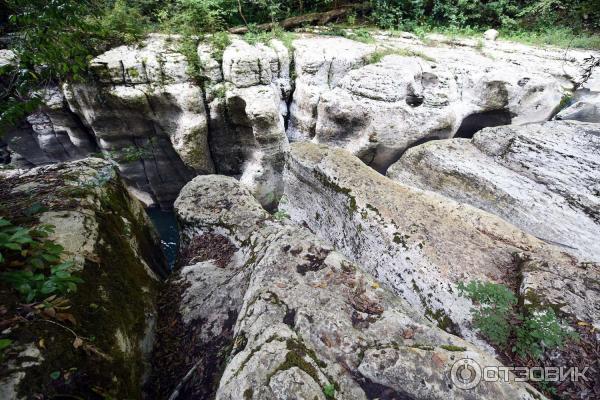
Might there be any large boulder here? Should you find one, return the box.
[0,158,167,399]
[284,33,600,173]
[208,38,291,209]
[303,38,570,172]
[149,174,545,400]
[281,143,599,341]
[63,35,208,208]
[387,120,600,261]
[314,54,459,171]
[287,37,373,142]
[555,93,600,123]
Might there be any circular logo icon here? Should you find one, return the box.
[450,358,482,390]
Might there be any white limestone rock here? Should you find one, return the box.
[287,37,374,141]
[388,121,600,262]
[160,174,546,400]
[281,143,600,341]
[303,39,569,172]
[483,29,499,41]
[64,35,212,207]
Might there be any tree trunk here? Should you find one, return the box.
[228,2,370,34]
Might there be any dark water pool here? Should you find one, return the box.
[146,208,179,270]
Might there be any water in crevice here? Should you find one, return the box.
[146,207,179,270]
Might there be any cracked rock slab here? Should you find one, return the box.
[281,142,599,342]
[155,174,546,400]
[0,158,165,399]
[388,120,600,262]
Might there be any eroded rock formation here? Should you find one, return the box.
[280,142,599,342]
[387,121,600,261]
[2,29,600,400]
[0,158,166,399]
[4,31,598,208]
[150,174,546,400]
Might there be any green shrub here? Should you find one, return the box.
[458,280,577,359]
[457,280,516,346]
[365,48,434,64]
[0,218,83,302]
[209,31,232,61]
[96,0,149,46]
[513,309,578,359]
[243,25,294,48]
[164,0,234,35]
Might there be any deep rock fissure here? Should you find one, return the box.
[454,109,513,139]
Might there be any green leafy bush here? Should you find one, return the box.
[0,218,82,302]
[514,308,577,359]
[457,280,516,346]
[243,25,294,48]
[210,31,233,61]
[458,280,577,359]
[163,0,234,34]
[96,0,149,47]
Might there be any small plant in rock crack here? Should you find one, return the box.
[212,84,228,99]
[323,383,335,399]
[458,280,577,359]
[513,308,578,359]
[209,31,232,61]
[0,218,82,302]
[105,145,152,163]
[273,210,290,221]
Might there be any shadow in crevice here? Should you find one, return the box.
[454,109,512,139]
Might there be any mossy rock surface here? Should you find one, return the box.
[0,159,166,399]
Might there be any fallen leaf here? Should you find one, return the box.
[371,282,380,289]
[432,352,446,368]
[402,328,415,339]
[56,313,77,325]
[73,337,83,349]
[43,307,56,318]
[38,339,45,349]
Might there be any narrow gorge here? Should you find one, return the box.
[1,26,599,400]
